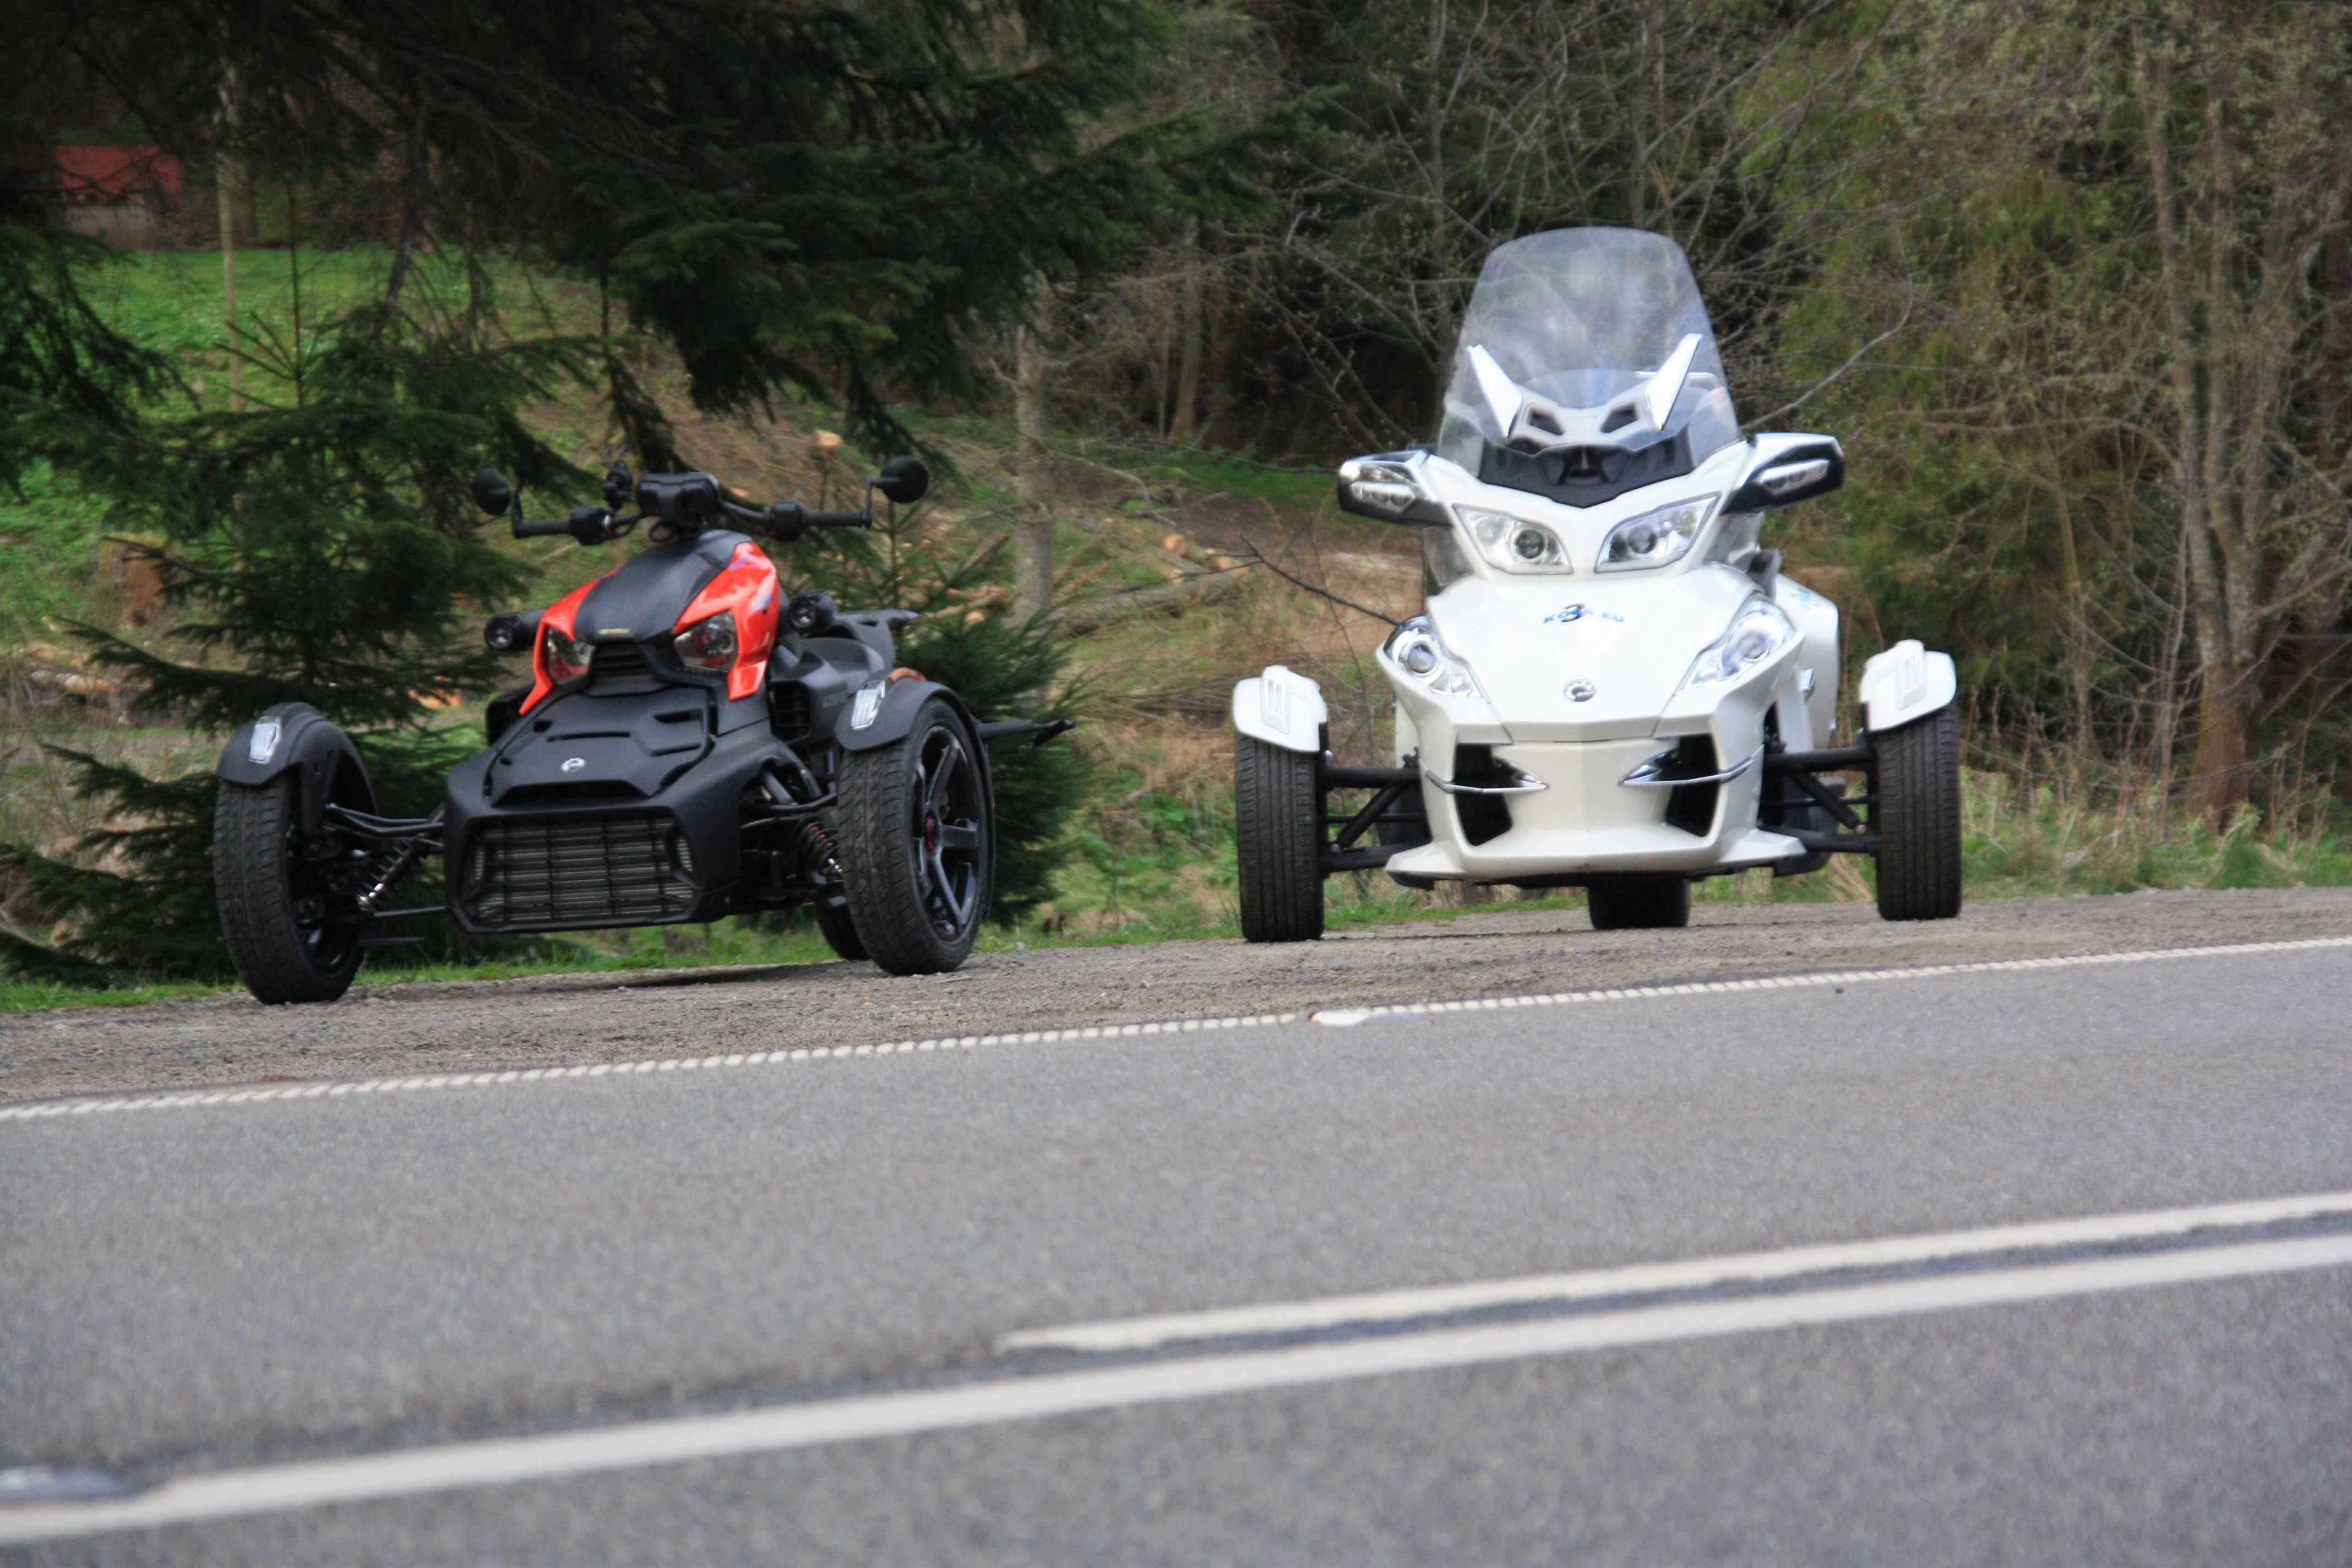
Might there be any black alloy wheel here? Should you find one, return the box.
[837,696,993,974]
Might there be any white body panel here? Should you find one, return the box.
[1231,665,1329,755]
[1858,639,1958,736]
[1238,439,1957,888]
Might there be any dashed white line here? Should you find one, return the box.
[2,935,2346,1123]
[4,1228,2348,1545]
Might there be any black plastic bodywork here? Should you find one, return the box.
[575,530,744,644]
[1477,431,1695,509]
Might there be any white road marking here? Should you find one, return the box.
[3,934,2347,1123]
[4,1232,2348,1545]
[998,1189,2352,1353]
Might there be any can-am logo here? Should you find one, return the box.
[1544,603,1624,626]
[560,756,587,772]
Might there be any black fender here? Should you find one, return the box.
[835,676,997,831]
[835,678,979,755]
[216,703,376,834]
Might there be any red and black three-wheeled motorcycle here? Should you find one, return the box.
[210,456,1069,1003]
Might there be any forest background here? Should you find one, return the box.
[4,0,2351,1003]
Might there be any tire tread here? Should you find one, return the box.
[836,699,987,974]
[1874,706,1963,921]
[1235,736,1324,942]
[213,777,361,1004]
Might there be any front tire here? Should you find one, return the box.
[1872,706,1963,921]
[1586,874,1692,930]
[213,776,365,1004]
[837,698,993,974]
[1235,735,1324,942]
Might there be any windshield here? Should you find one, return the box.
[1435,228,1740,476]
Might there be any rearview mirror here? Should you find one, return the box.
[471,468,515,519]
[1723,434,1844,512]
[872,455,930,506]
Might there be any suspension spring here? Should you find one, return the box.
[356,837,427,914]
[795,819,843,884]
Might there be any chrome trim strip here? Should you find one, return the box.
[1423,767,1548,797]
[1620,746,1762,790]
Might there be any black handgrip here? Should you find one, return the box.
[802,508,868,529]
[512,515,573,539]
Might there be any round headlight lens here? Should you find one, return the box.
[1458,508,1573,574]
[673,612,738,671]
[541,625,593,683]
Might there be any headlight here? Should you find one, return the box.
[1597,498,1713,572]
[1684,597,1798,689]
[1381,615,1484,700]
[541,624,593,683]
[673,612,738,671]
[1457,507,1574,575]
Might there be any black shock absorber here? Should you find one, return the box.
[795,819,844,886]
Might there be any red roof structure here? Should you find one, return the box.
[55,145,183,206]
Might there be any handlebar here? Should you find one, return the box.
[502,469,901,547]
[720,498,871,541]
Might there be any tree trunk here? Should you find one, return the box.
[216,74,242,412]
[1168,215,1205,445]
[1012,308,1054,622]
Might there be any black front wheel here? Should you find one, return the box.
[214,776,366,1003]
[836,697,993,974]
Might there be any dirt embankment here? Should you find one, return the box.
[6,888,2349,1104]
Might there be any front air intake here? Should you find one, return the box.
[462,812,698,930]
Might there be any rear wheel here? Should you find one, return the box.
[837,698,993,974]
[1586,874,1692,930]
[214,775,365,1004]
[1235,735,1324,943]
[814,900,867,962]
[1872,706,1963,921]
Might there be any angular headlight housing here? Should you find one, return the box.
[541,624,594,684]
[673,612,738,671]
[1381,614,1484,700]
[1336,451,1445,524]
[1457,507,1574,575]
[1597,498,1714,573]
[1684,597,1798,689]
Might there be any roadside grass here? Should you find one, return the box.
[9,761,2350,1012]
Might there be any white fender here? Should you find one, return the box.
[1859,639,1957,736]
[1232,665,1329,755]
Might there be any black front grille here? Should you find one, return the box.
[771,684,813,744]
[463,812,698,929]
[589,642,662,694]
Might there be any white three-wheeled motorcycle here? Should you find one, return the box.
[1232,227,1962,938]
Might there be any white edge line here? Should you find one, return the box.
[5,934,2349,1122]
[4,1234,2348,1546]
[996,1189,2352,1352]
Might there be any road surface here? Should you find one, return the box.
[3,892,2349,1562]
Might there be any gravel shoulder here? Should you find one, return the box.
[6,887,2349,1105]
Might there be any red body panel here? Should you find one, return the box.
[677,541,782,700]
[521,578,600,715]
[522,541,780,713]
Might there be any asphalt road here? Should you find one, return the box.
[9,885,2352,1103]
[4,912,2351,1562]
